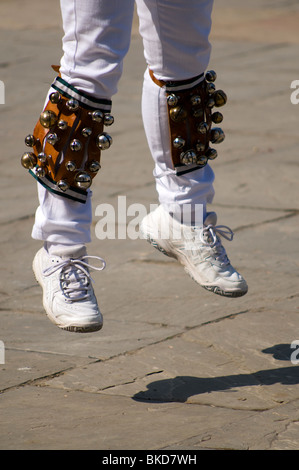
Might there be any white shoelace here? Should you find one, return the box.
[193,224,234,265]
[43,255,106,301]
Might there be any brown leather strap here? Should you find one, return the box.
[148,69,166,88]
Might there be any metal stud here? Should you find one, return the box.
[169,106,187,122]
[213,90,227,107]
[210,128,225,144]
[47,133,59,146]
[90,110,104,122]
[66,99,80,111]
[21,152,37,169]
[24,134,36,147]
[167,94,179,107]
[37,152,47,163]
[81,127,92,138]
[190,95,201,106]
[57,120,68,130]
[205,70,217,82]
[173,137,185,149]
[88,160,101,173]
[96,132,112,150]
[211,111,223,124]
[75,172,92,189]
[206,148,218,160]
[180,150,197,165]
[70,139,83,152]
[57,180,70,192]
[49,92,61,104]
[65,161,76,172]
[39,110,58,128]
[197,122,209,134]
[103,114,114,126]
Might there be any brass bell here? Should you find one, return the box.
[206,97,215,108]
[210,128,225,144]
[190,95,201,106]
[96,132,112,150]
[196,141,205,152]
[88,160,101,172]
[35,166,46,178]
[65,161,76,172]
[57,120,68,130]
[49,92,61,104]
[66,99,79,111]
[205,70,217,82]
[197,122,209,134]
[167,94,179,107]
[39,110,58,128]
[47,133,59,146]
[70,139,83,152]
[169,106,187,122]
[196,155,208,166]
[180,150,197,165]
[206,82,216,94]
[173,137,185,149]
[103,114,114,126]
[21,152,37,169]
[206,148,218,160]
[213,90,227,107]
[81,127,92,138]
[90,110,104,122]
[37,152,47,163]
[211,111,223,124]
[57,180,70,192]
[24,134,36,147]
[75,172,92,189]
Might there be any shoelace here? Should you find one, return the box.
[43,255,106,301]
[193,224,234,265]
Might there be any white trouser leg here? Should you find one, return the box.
[32,0,135,246]
[136,0,215,222]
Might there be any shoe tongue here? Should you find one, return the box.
[48,244,87,260]
[204,212,217,227]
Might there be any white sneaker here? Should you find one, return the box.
[140,205,248,297]
[32,245,105,332]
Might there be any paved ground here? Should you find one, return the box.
[0,0,299,451]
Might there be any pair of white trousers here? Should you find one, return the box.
[32,0,215,246]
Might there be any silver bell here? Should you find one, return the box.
[197,122,209,134]
[75,172,92,189]
[57,180,70,192]
[167,94,179,107]
[70,139,83,152]
[81,127,92,138]
[49,92,61,104]
[66,99,80,111]
[206,148,218,160]
[196,155,208,166]
[90,110,104,122]
[47,133,59,146]
[210,128,225,144]
[65,161,77,172]
[205,70,217,82]
[21,152,37,169]
[35,166,46,178]
[180,150,197,165]
[39,110,58,128]
[88,160,101,172]
[37,152,47,163]
[25,134,36,147]
[103,114,114,126]
[173,136,185,149]
[96,132,112,150]
[57,120,68,130]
